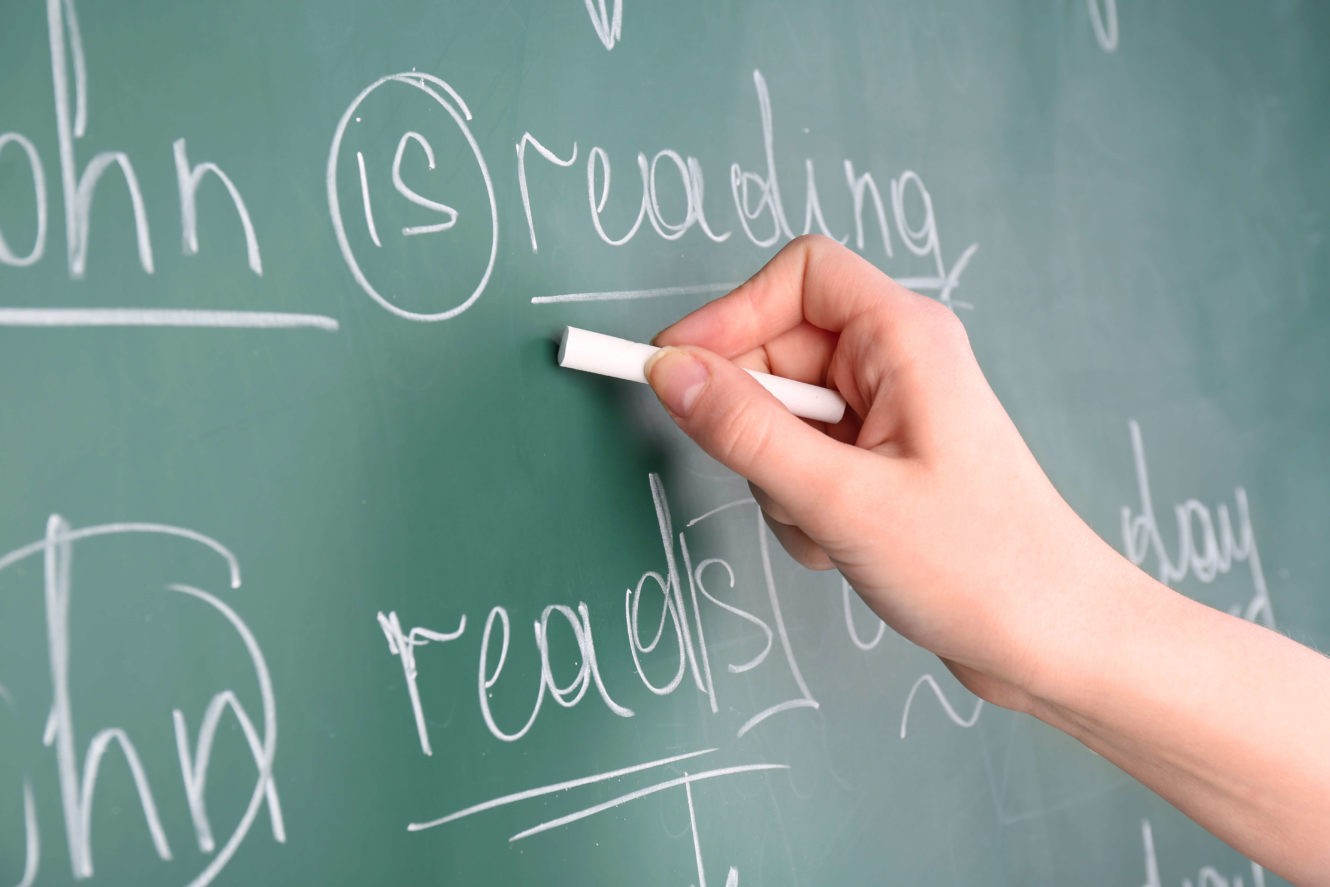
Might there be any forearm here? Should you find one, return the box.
[645,238,1330,881]
[1026,554,1330,883]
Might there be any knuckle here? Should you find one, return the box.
[880,295,971,366]
[790,232,835,253]
[912,297,971,350]
[787,233,839,274]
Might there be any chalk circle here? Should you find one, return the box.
[327,73,498,322]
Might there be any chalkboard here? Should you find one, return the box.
[2,1,1327,884]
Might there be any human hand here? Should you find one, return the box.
[646,235,1121,710]
[649,236,1330,881]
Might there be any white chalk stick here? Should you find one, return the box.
[558,326,847,424]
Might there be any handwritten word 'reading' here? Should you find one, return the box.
[517,70,978,308]
[377,473,816,756]
[1120,421,1274,628]
[0,516,282,886]
[1140,819,1265,887]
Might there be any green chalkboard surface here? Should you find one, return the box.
[2,1,1327,883]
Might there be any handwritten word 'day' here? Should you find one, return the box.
[1140,820,1266,887]
[377,473,817,756]
[1120,421,1274,628]
[0,517,283,887]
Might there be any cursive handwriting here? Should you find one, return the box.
[377,473,819,753]
[0,516,282,885]
[517,70,979,309]
[583,0,624,51]
[1120,420,1274,628]
[0,0,338,332]
[1140,819,1265,887]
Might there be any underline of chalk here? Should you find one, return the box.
[531,282,744,304]
[508,763,790,843]
[407,747,716,832]
[0,308,340,331]
[531,275,953,305]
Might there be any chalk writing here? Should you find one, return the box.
[899,673,983,739]
[0,133,47,267]
[2,3,1309,885]
[530,281,739,305]
[479,600,635,742]
[378,474,816,752]
[327,73,498,322]
[173,138,263,276]
[409,748,714,831]
[0,0,335,332]
[0,517,282,886]
[841,578,886,651]
[1120,420,1274,628]
[518,69,979,308]
[1140,819,1266,887]
[46,0,154,277]
[583,0,624,51]
[667,483,820,737]
[374,474,820,882]
[1,683,40,887]
[376,610,468,756]
[683,779,740,887]
[1087,0,1120,53]
[411,746,777,884]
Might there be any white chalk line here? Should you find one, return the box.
[0,309,339,331]
[408,747,716,832]
[0,521,242,589]
[531,275,958,306]
[736,697,818,739]
[686,497,755,528]
[508,763,789,842]
[531,282,742,305]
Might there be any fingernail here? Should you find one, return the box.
[645,347,709,417]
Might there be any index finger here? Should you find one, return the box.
[652,235,918,357]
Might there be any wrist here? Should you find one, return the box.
[1018,542,1177,731]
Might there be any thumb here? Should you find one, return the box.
[645,345,862,524]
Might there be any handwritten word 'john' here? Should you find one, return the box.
[0,0,342,332]
[0,517,282,886]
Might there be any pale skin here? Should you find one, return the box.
[643,235,1330,884]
